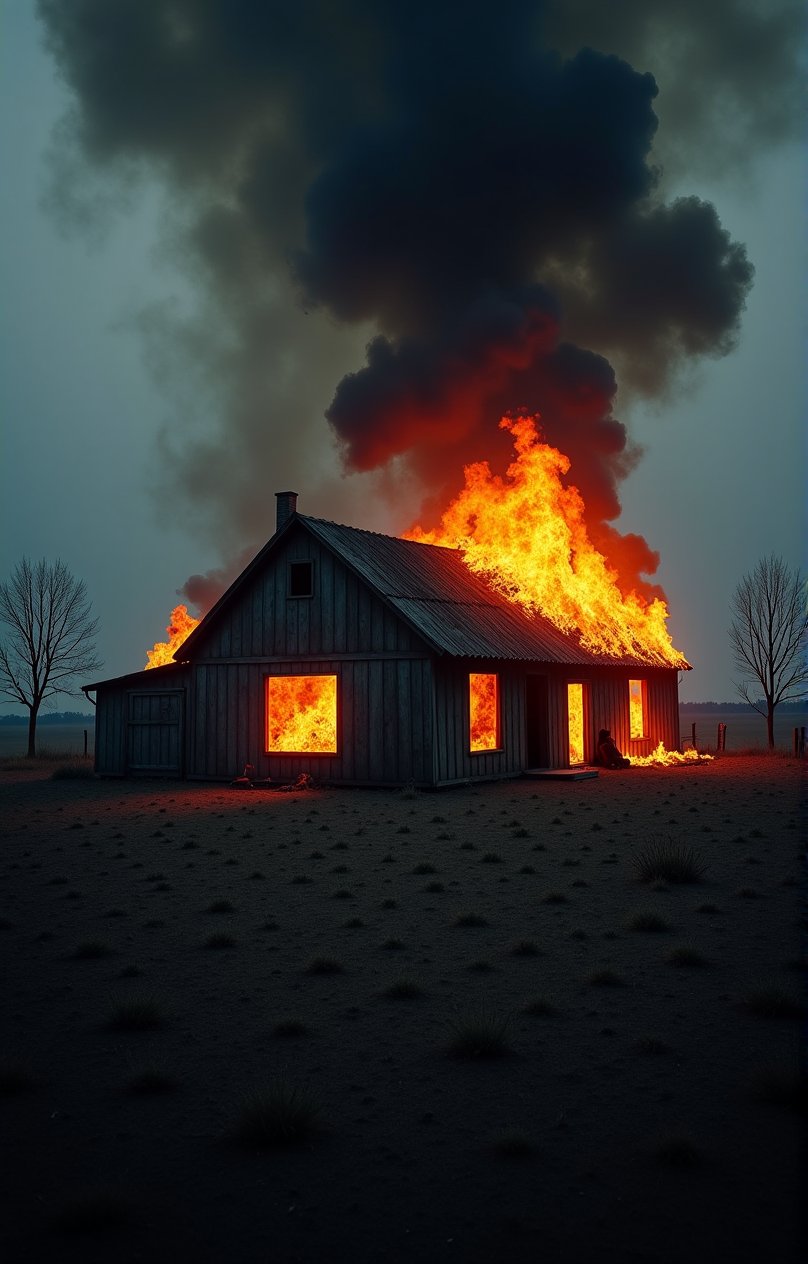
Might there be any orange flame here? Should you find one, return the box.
[145,604,200,669]
[469,673,498,751]
[266,675,337,753]
[567,682,585,764]
[629,679,645,740]
[632,742,713,767]
[406,416,687,667]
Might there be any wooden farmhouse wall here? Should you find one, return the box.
[93,666,190,776]
[184,523,436,784]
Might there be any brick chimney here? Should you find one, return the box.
[275,490,298,532]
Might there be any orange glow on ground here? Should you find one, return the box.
[145,604,200,669]
[406,416,688,668]
[469,673,498,751]
[266,675,337,753]
[568,683,584,764]
[629,679,645,740]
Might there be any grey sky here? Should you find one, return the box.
[1,2,805,707]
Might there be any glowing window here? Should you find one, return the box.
[469,673,499,752]
[266,675,337,753]
[567,683,584,764]
[629,679,647,740]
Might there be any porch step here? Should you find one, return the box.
[523,767,600,780]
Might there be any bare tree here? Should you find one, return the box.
[0,558,102,758]
[729,554,808,748]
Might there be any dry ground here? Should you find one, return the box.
[0,756,804,1264]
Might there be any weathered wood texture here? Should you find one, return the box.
[188,657,434,784]
[192,525,424,661]
[93,522,682,782]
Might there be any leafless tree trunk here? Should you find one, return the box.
[729,555,808,749]
[0,558,102,758]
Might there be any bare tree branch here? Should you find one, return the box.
[0,558,102,757]
[728,555,808,746]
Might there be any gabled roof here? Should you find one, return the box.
[176,513,687,670]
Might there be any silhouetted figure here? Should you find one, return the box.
[596,728,631,769]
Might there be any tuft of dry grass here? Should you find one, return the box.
[446,1007,512,1059]
[632,837,707,884]
[232,1080,321,1149]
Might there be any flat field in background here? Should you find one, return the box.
[1,709,806,760]
[679,710,807,752]
[0,724,95,758]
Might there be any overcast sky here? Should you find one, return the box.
[1,1,805,709]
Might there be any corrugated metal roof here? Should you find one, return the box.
[302,516,686,668]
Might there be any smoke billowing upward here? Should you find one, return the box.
[38,0,799,608]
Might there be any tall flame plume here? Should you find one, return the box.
[145,604,200,669]
[407,416,687,667]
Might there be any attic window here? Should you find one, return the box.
[289,561,313,597]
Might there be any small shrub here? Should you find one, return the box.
[74,940,113,959]
[632,837,707,884]
[412,862,437,875]
[343,917,364,929]
[272,1018,310,1038]
[523,997,556,1017]
[332,888,355,900]
[453,911,488,927]
[510,940,540,957]
[634,1036,670,1056]
[424,880,445,893]
[233,1080,321,1149]
[383,977,423,999]
[107,997,163,1031]
[542,891,567,904]
[588,969,624,987]
[51,760,95,780]
[654,1135,701,1167]
[626,911,670,933]
[204,932,236,950]
[739,989,804,1019]
[126,1067,178,1095]
[493,1130,534,1158]
[0,1063,37,1096]
[304,956,343,975]
[50,1193,132,1233]
[382,937,404,950]
[446,1007,511,1059]
[205,900,234,914]
[480,852,503,864]
[667,945,709,968]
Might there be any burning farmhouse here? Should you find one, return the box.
[86,432,690,785]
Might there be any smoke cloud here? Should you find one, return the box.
[38,0,798,607]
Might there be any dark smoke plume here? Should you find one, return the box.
[38,0,798,607]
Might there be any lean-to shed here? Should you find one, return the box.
[86,493,687,784]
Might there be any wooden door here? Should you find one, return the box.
[127,690,184,775]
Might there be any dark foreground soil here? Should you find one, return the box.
[1,755,804,1263]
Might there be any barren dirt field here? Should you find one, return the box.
[1,756,804,1264]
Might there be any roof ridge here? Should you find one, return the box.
[300,514,458,551]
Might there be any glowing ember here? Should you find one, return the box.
[145,604,200,669]
[469,673,498,751]
[406,416,687,667]
[631,742,713,767]
[567,683,585,764]
[629,679,645,740]
[266,675,337,753]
